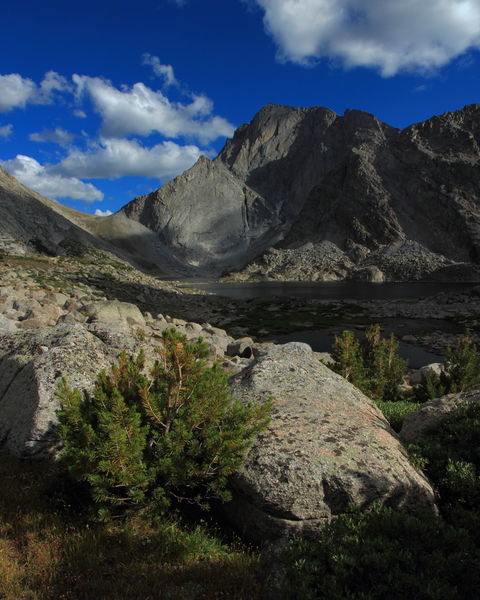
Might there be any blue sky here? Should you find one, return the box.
[0,0,479,216]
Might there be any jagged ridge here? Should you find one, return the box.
[122,103,480,281]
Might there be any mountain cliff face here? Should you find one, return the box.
[121,103,480,281]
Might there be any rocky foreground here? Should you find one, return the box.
[5,248,480,542]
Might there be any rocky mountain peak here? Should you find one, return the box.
[119,102,480,280]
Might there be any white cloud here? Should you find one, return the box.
[73,74,235,142]
[0,155,103,202]
[73,109,87,118]
[38,71,71,100]
[94,208,113,216]
[53,137,203,179]
[0,124,12,138]
[29,127,75,145]
[0,71,71,112]
[142,53,177,86]
[0,74,37,112]
[255,0,480,75]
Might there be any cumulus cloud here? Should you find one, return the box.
[94,208,113,216]
[37,71,71,100]
[29,127,75,145]
[255,0,480,75]
[73,109,87,118]
[0,155,103,202]
[142,53,177,86]
[0,74,37,112]
[0,71,71,112]
[53,137,202,179]
[73,74,234,142]
[0,124,13,138]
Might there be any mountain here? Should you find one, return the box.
[2,103,480,281]
[121,103,480,281]
[0,166,190,275]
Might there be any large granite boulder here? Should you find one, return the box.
[81,299,146,332]
[400,389,480,443]
[226,342,436,541]
[0,325,113,459]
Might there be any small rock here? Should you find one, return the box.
[227,337,255,358]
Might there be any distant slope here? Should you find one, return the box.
[0,166,188,275]
[0,166,107,256]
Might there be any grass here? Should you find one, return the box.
[0,453,262,600]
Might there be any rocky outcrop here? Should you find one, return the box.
[400,389,480,443]
[226,241,354,281]
[226,342,436,541]
[0,325,113,459]
[121,156,280,274]
[121,103,480,281]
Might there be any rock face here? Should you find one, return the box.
[121,103,480,280]
[226,342,436,541]
[0,325,113,459]
[400,389,480,443]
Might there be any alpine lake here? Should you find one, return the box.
[177,280,478,368]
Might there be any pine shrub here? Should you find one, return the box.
[56,329,272,518]
[331,325,407,402]
[417,334,480,401]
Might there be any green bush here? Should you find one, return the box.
[56,329,272,518]
[281,503,480,600]
[408,402,480,510]
[417,335,480,401]
[375,400,421,432]
[331,325,407,402]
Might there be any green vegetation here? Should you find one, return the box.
[374,399,421,431]
[0,330,271,598]
[329,327,480,432]
[281,503,480,600]
[0,452,261,600]
[281,400,480,599]
[3,314,479,599]
[409,402,480,511]
[56,329,272,518]
[331,324,407,402]
[228,299,364,336]
[417,334,480,401]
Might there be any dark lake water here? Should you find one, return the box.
[180,281,475,301]
[264,329,443,369]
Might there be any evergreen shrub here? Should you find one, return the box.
[408,402,480,510]
[331,325,407,402]
[56,329,272,518]
[417,334,480,401]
